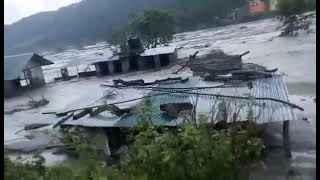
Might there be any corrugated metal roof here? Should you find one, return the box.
[102,75,296,127]
[140,46,176,56]
[4,53,54,80]
[40,75,297,128]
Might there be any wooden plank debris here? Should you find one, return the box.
[113,77,189,86]
[189,49,244,75]
[53,113,74,128]
[73,108,92,120]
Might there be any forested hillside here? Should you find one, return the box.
[4,0,245,55]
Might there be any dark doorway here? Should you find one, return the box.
[129,56,139,71]
[113,60,122,73]
[144,56,156,69]
[99,62,110,75]
[159,54,170,67]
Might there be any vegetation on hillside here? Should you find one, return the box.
[5,0,247,54]
[276,0,316,36]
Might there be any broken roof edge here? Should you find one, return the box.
[140,45,177,56]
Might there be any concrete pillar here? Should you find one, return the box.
[154,55,161,69]
[283,120,291,158]
[95,64,102,76]
[121,58,130,73]
[108,61,115,74]
[171,50,178,64]
[29,67,45,87]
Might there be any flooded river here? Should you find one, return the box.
[4,16,316,178]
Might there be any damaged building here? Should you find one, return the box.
[4,53,54,97]
[92,38,177,76]
[49,37,177,81]
[34,49,301,158]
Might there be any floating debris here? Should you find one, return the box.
[189,49,243,75]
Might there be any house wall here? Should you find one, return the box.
[140,56,156,69]
[137,56,146,69]
[25,60,45,87]
[249,0,268,14]
[121,58,130,73]
[29,66,45,86]
[169,50,178,63]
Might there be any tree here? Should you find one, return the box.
[130,9,176,48]
[276,0,315,36]
[107,26,130,54]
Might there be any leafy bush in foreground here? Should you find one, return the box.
[5,100,265,180]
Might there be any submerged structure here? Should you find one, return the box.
[36,74,298,157]
[48,75,297,127]
[92,46,177,76]
[4,53,54,97]
[51,37,178,81]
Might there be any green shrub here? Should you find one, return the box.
[5,99,265,180]
[276,0,315,36]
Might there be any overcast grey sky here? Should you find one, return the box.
[4,0,81,24]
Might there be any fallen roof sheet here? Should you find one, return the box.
[4,53,54,80]
[140,45,177,56]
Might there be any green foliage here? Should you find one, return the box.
[108,27,128,46]
[277,14,314,36]
[130,9,176,48]
[305,0,316,11]
[276,0,315,36]
[277,0,306,16]
[136,98,154,128]
[5,100,265,180]
[120,118,264,180]
[108,27,130,54]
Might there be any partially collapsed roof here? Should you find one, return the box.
[4,53,54,80]
[38,75,297,128]
[114,75,297,126]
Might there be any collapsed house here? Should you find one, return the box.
[46,75,298,127]
[36,75,299,157]
[4,53,54,97]
[23,49,300,158]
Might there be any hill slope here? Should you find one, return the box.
[4,0,246,55]
[4,0,179,55]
